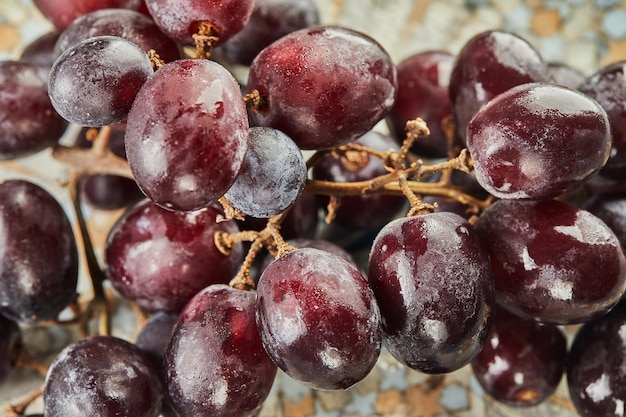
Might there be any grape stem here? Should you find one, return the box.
[193,21,219,59]
[4,385,44,417]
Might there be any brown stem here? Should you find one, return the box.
[243,89,267,112]
[192,21,219,59]
[13,346,48,377]
[147,49,165,70]
[228,238,264,290]
[4,385,44,417]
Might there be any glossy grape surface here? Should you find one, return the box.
[106,199,243,312]
[225,127,307,218]
[247,26,397,150]
[312,130,406,229]
[20,31,61,69]
[467,82,611,200]
[548,62,585,89]
[165,285,277,417]
[218,0,319,66]
[144,0,255,46]
[449,30,550,142]
[568,301,626,417]
[0,315,21,385]
[44,335,162,417]
[585,193,626,250]
[471,308,566,407]
[135,310,178,366]
[49,36,153,127]
[475,199,626,324]
[33,0,141,30]
[368,212,495,374]
[0,61,67,160]
[256,248,381,390]
[54,9,182,63]
[387,51,454,158]
[0,180,78,323]
[125,58,249,211]
[579,61,626,179]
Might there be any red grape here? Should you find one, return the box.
[247,26,397,150]
[33,0,141,30]
[475,198,626,324]
[124,58,249,212]
[165,285,277,417]
[467,82,611,200]
[256,248,381,390]
[105,199,244,312]
[368,212,495,374]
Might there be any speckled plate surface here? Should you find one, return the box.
[1,0,625,416]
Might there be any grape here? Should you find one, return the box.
[567,301,626,417]
[548,62,585,89]
[386,51,455,158]
[105,199,244,312]
[0,180,78,323]
[0,61,67,160]
[467,82,611,200]
[578,61,626,179]
[54,9,182,63]
[471,308,566,407]
[124,58,249,212]
[312,130,407,229]
[474,198,626,324]
[48,36,153,127]
[367,212,495,374]
[247,26,397,150]
[165,285,277,417]
[449,30,550,142]
[0,314,21,385]
[43,335,163,417]
[225,127,307,218]
[33,0,141,30]
[585,193,626,250]
[135,311,178,367]
[256,248,381,390]
[20,31,61,69]
[218,0,320,66]
[144,0,255,46]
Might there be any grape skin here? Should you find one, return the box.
[256,248,382,390]
[124,58,249,212]
[225,127,307,218]
[467,82,611,200]
[33,0,141,30]
[165,285,277,417]
[0,180,78,323]
[44,335,163,417]
[247,26,397,150]
[475,199,626,324]
[367,212,495,374]
[48,36,154,127]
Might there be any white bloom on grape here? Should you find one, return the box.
[548,277,573,301]
[522,247,539,271]
[555,211,614,245]
[421,318,448,345]
[585,373,612,402]
[319,345,343,369]
[615,399,624,416]
[211,378,228,408]
[514,372,524,385]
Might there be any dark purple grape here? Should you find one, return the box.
[20,31,61,68]
[567,301,626,417]
[367,212,495,374]
[387,50,454,158]
[125,58,249,212]
[48,35,153,127]
[0,315,21,385]
[0,61,67,160]
[44,335,162,417]
[33,0,141,30]
[585,193,626,250]
[165,285,277,417]
[105,199,244,312]
[225,127,307,218]
[579,61,626,179]
[0,180,78,323]
[474,199,626,324]
[256,248,381,390]
[449,30,550,142]
[218,0,319,66]
[135,310,178,367]
[144,0,255,46]
[467,82,611,200]
[54,9,182,63]
[422,195,473,219]
[312,130,406,229]
[247,26,397,150]
[471,308,566,406]
[548,62,586,89]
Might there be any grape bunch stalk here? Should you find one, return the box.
[2,1,626,417]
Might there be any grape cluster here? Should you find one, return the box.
[1,1,626,417]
